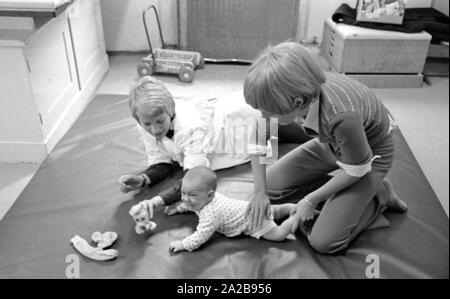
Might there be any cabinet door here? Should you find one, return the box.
[25,13,79,138]
[68,0,106,90]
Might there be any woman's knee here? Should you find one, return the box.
[266,172,292,198]
[307,232,349,255]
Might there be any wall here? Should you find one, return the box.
[0,17,35,30]
[101,0,435,51]
[305,0,356,42]
[100,0,178,51]
[433,0,449,16]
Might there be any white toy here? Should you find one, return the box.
[129,201,157,235]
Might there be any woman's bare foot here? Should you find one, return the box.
[384,179,407,213]
[272,203,296,220]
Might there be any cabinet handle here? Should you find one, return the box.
[26,59,31,73]
[62,31,74,83]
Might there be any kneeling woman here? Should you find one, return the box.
[244,42,407,254]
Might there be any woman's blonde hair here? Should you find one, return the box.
[244,41,326,115]
[129,76,175,121]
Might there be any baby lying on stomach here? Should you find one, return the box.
[168,166,298,253]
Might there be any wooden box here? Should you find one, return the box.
[320,18,432,88]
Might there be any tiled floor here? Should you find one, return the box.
[1,53,448,221]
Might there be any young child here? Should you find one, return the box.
[118,76,261,205]
[243,41,407,254]
[168,166,298,253]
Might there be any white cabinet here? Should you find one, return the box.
[25,13,79,138]
[0,0,109,163]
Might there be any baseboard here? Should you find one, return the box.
[106,45,179,56]
[321,59,424,88]
[0,141,47,163]
[44,55,109,154]
[346,74,424,88]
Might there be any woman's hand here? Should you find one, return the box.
[245,191,272,232]
[290,199,317,233]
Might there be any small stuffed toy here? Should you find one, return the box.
[129,201,157,235]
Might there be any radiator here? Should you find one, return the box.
[182,0,300,60]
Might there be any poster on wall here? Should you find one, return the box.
[357,0,407,25]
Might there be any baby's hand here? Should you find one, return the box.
[119,175,144,193]
[169,240,184,253]
[164,204,179,216]
[164,202,190,216]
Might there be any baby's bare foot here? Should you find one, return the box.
[384,180,407,213]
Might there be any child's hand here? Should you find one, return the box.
[137,199,155,219]
[169,240,184,253]
[119,175,144,193]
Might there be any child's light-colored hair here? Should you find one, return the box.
[184,166,217,191]
[129,76,175,121]
[244,41,326,115]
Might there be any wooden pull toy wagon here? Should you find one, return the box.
[137,5,204,83]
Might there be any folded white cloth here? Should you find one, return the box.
[91,231,118,249]
[70,235,118,262]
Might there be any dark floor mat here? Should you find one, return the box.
[0,95,447,278]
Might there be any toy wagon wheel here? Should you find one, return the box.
[137,62,153,77]
[197,56,205,69]
[178,66,195,83]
